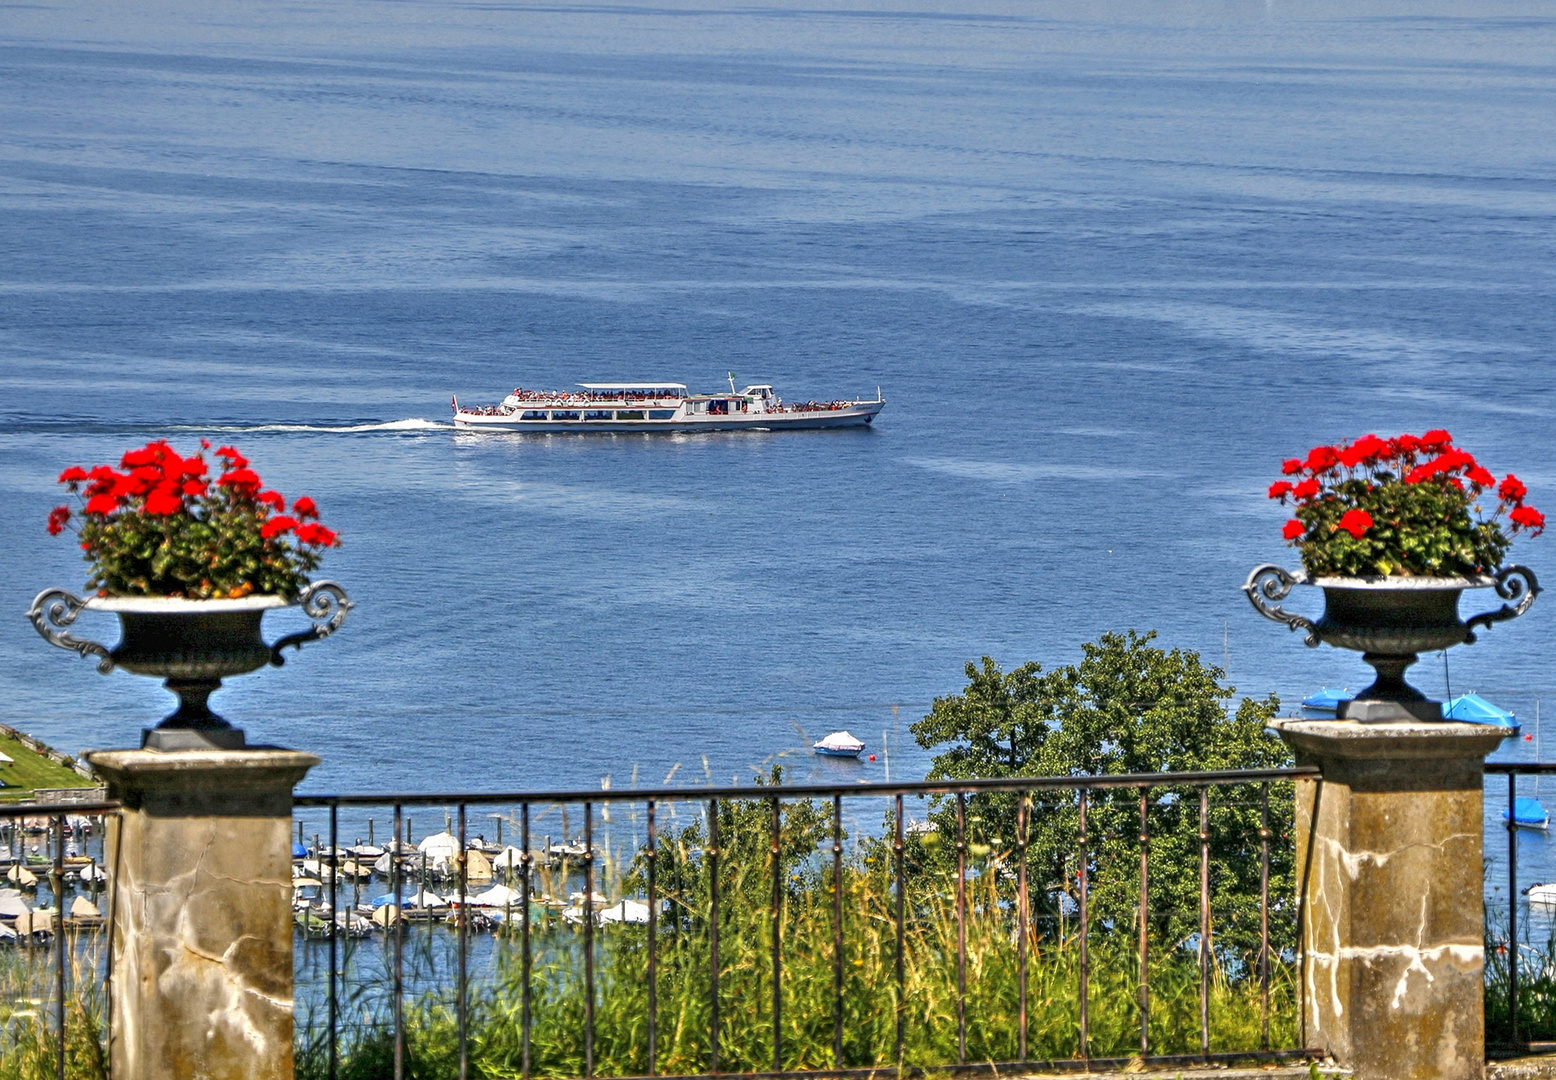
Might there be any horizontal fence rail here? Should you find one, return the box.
[292,768,1322,1080]
[0,800,120,1080]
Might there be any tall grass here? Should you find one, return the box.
[0,930,108,1080]
[300,840,1297,1079]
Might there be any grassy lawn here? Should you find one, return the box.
[0,731,95,803]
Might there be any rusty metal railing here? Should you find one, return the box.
[0,799,119,1080]
[293,767,1320,1080]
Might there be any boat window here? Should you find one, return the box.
[648,410,676,420]
[616,410,645,420]
[708,399,730,415]
[521,410,548,420]
[584,410,613,421]
[550,411,580,420]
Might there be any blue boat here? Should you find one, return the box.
[1301,688,1352,712]
[292,841,308,859]
[1502,796,1549,830]
[1444,692,1518,731]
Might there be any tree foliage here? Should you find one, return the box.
[910,630,1294,959]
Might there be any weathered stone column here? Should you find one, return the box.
[1273,719,1503,1080]
[86,748,319,1080]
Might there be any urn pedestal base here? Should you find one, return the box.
[87,747,319,1080]
[1274,719,1503,1080]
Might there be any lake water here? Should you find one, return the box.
[2,0,1555,888]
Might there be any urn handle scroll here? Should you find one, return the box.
[268,581,353,666]
[1463,564,1540,641]
[27,588,114,673]
[1242,564,1321,647]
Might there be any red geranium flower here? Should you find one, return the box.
[1511,506,1546,535]
[257,490,286,511]
[85,493,119,515]
[218,468,262,492]
[1336,509,1373,538]
[295,522,339,547]
[144,489,184,516]
[1282,519,1305,540]
[1268,481,1293,500]
[292,496,318,519]
[58,466,88,484]
[1500,475,1527,504]
[1420,429,1453,451]
[261,515,298,539]
[46,506,71,535]
[1293,478,1321,501]
[1281,458,1304,476]
[1305,446,1340,472]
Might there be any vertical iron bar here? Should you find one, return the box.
[522,803,533,1080]
[708,798,720,1074]
[1078,789,1089,1060]
[956,792,967,1065]
[1199,787,1210,1060]
[329,802,339,1080]
[1259,782,1271,1053]
[1138,789,1150,1056]
[893,793,906,1066]
[54,814,66,1080]
[770,797,783,1072]
[832,793,844,1069]
[647,800,658,1076]
[458,803,469,1080]
[1017,795,1030,1062]
[1510,772,1521,1047]
[393,804,404,1080]
[585,801,595,1078]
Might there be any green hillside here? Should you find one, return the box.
[0,731,94,803]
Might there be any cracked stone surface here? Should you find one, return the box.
[1274,720,1505,1080]
[88,748,319,1080]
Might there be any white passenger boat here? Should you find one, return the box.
[452,378,884,432]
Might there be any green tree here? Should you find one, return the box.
[910,630,1293,961]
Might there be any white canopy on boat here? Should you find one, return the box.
[577,383,687,391]
[70,896,100,919]
[474,884,523,907]
[417,832,461,858]
[600,899,651,925]
[0,890,31,918]
[492,846,527,871]
[814,730,865,752]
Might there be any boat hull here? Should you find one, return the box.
[814,747,863,758]
[454,401,883,433]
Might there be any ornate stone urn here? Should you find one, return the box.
[28,581,351,749]
[1244,565,1538,721]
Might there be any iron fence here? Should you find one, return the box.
[293,768,1321,1080]
[0,799,119,1080]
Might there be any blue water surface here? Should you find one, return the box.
[1,1,1553,830]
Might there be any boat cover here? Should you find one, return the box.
[1444,692,1517,728]
[1301,688,1352,711]
[1502,796,1548,826]
[814,730,865,752]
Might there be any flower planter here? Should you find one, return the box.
[28,581,350,750]
[1245,565,1539,721]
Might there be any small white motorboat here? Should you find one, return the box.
[814,731,866,758]
[1525,883,1556,905]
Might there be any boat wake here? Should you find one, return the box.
[169,418,450,434]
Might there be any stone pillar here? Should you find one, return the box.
[86,748,319,1080]
[1273,719,1503,1080]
